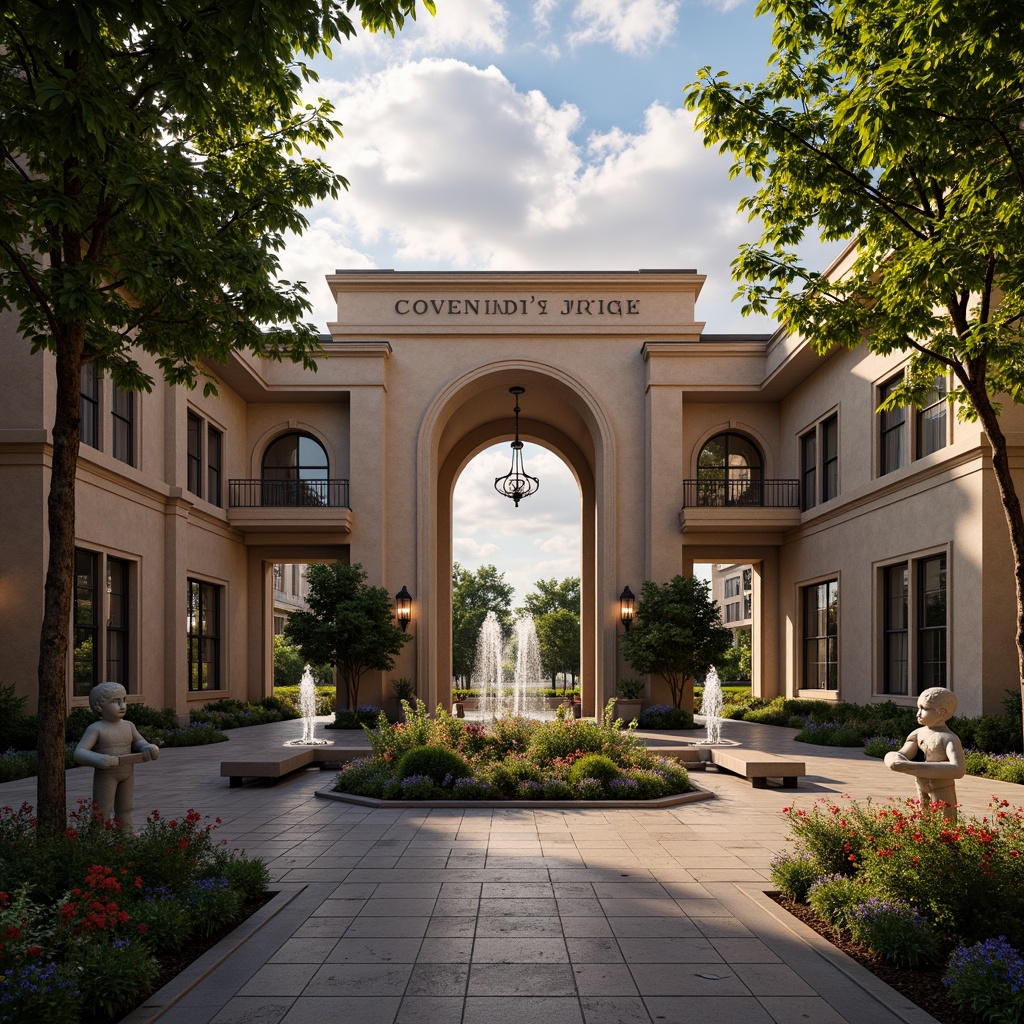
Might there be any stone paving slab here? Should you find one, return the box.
[10,714,1023,1023]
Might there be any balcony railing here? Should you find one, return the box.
[228,479,350,509]
[681,478,800,509]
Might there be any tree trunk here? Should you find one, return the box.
[37,328,85,833]
[969,383,1024,744]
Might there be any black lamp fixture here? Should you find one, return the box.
[619,586,636,632]
[395,586,412,632]
[494,386,539,507]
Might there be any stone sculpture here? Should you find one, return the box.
[73,681,160,829]
[883,685,965,822]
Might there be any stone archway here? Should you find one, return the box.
[414,362,617,717]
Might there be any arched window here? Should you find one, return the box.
[261,433,329,506]
[696,433,764,507]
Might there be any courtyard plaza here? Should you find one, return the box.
[3,715,1014,1024]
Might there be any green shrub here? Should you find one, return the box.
[260,694,303,719]
[148,722,228,747]
[963,749,994,776]
[568,753,620,787]
[64,707,96,744]
[273,685,333,716]
[847,897,938,968]
[575,777,605,799]
[995,757,1024,785]
[807,874,866,932]
[769,852,820,900]
[743,698,791,726]
[486,756,543,796]
[863,736,902,758]
[720,705,747,720]
[794,723,865,746]
[638,704,694,730]
[395,745,469,786]
[944,937,1024,1023]
[329,705,380,729]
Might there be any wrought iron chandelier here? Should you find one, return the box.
[494,386,539,507]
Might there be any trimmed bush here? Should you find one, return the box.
[395,745,470,786]
[769,852,820,900]
[638,704,695,730]
[807,874,866,932]
[568,753,620,787]
[847,897,938,968]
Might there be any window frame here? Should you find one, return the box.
[801,577,839,691]
[187,577,222,692]
[876,548,950,698]
[111,385,135,466]
[80,363,99,450]
[207,426,223,508]
[878,369,950,476]
[799,410,839,511]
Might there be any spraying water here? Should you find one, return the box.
[286,664,329,745]
[702,665,724,745]
[472,611,544,718]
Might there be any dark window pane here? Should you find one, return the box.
[106,558,129,688]
[207,427,222,507]
[880,375,907,475]
[802,579,839,689]
[112,386,134,465]
[187,413,202,496]
[74,550,98,696]
[822,415,839,501]
[917,554,947,693]
[80,364,99,449]
[918,377,948,458]
[187,578,222,691]
[883,564,908,695]
[801,430,816,511]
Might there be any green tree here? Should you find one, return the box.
[534,608,581,688]
[451,563,514,685]
[720,628,751,682]
[283,563,410,711]
[273,635,306,687]
[0,0,433,831]
[684,0,1024,730]
[621,576,732,712]
[520,577,581,618]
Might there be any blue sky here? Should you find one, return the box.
[280,0,830,600]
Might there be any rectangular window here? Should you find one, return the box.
[724,576,741,598]
[879,375,907,475]
[112,386,134,466]
[918,377,948,458]
[187,412,202,497]
[74,550,99,697]
[883,564,909,695]
[187,578,221,692]
[725,602,740,623]
[106,558,129,686]
[802,579,838,690]
[919,554,947,689]
[800,430,817,511]
[207,427,222,508]
[821,415,839,502]
[742,594,752,619]
[80,364,99,449]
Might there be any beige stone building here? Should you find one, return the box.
[1,266,1018,719]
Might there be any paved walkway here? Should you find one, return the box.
[5,715,1018,1024]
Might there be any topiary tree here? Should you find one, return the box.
[621,575,733,714]
[284,563,411,711]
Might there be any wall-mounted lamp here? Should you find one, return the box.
[395,586,412,632]
[619,586,635,632]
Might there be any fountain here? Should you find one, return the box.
[701,665,725,745]
[286,665,329,746]
[472,611,545,718]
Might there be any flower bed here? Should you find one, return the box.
[770,796,1024,1022]
[333,701,692,801]
[0,800,268,1022]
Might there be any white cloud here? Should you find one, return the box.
[284,59,769,332]
[567,0,679,54]
[339,0,508,60]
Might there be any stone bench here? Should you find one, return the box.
[708,748,805,788]
[220,746,363,787]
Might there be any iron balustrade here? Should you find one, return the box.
[228,479,350,508]
[681,478,800,508]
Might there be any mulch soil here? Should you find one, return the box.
[770,893,980,1024]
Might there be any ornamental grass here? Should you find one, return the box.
[333,700,692,801]
[0,800,268,1023]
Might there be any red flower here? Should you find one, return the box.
[26,946,41,958]
[138,924,147,935]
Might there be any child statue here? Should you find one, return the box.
[883,686,965,822]
[74,681,160,829]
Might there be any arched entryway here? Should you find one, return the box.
[414,363,618,717]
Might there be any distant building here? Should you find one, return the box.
[272,564,310,636]
[711,564,752,634]
[2,259,1019,718]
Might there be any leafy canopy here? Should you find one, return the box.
[684,0,1024,413]
[451,563,514,683]
[621,576,732,712]
[283,563,411,710]
[0,0,435,391]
